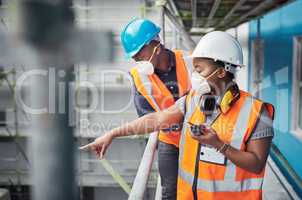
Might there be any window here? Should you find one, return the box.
[292,36,302,136]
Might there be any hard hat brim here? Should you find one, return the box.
[189,54,244,68]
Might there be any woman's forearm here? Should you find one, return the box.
[223,145,265,174]
[215,138,272,174]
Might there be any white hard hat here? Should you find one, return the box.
[191,31,243,73]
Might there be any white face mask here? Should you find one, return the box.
[136,61,154,75]
[135,44,160,75]
[191,69,218,95]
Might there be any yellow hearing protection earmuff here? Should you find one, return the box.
[220,90,234,113]
[219,84,240,114]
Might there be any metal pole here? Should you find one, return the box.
[128,132,159,200]
[172,27,177,49]
[257,18,261,39]
[252,19,263,98]
[31,66,76,200]
[160,6,165,45]
[164,7,196,50]
[18,1,76,200]
[229,0,276,28]
[217,0,247,28]
[167,0,184,26]
[100,159,131,194]
[154,176,162,200]
[156,0,167,45]
[191,0,197,27]
[204,0,222,28]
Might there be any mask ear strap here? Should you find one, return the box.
[148,44,161,62]
[205,68,219,80]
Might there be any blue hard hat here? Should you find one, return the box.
[121,18,161,59]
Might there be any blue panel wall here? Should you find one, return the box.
[248,0,302,196]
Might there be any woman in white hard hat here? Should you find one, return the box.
[81,31,275,200]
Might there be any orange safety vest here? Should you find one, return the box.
[130,50,191,147]
[177,90,275,200]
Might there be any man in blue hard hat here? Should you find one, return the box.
[120,18,192,199]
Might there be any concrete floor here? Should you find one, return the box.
[263,157,300,200]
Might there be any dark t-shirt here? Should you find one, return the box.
[132,49,180,117]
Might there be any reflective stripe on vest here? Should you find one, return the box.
[130,50,190,111]
[179,169,263,192]
[179,91,200,163]
[179,95,264,192]
[135,72,161,111]
[130,50,191,147]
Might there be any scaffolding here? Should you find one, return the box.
[0,67,30,199]
[0,14,31,198]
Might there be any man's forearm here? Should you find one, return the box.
[79,105,183,153]
[110,112,160,137]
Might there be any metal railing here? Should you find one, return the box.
[128,132,161,200]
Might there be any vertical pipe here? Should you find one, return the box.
[160,6,165,45]
[156,0,167,45]
[18,1,76,200]
[257,17,261,97]
[31,67,75,200]
[176,31,180,49]
[172,27,177,49]
[252,18,263,98]
[257,18,261,39]
[191,0,197,27]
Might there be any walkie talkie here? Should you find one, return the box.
[187,122,207,136]
[161,124,182,132]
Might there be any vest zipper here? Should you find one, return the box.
[192,143,201,200]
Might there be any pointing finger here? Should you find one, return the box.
[79,142,93,151]
[99,145,106,159]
